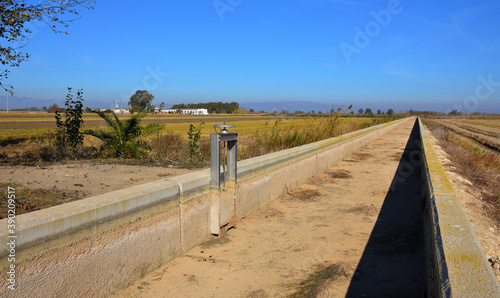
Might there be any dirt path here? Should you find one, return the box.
[0,163,194,198]
[114,120,426,297]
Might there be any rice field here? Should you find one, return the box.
[0,112,397,165]
[0,113,378,141]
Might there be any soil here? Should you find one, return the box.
[0,162,194,199]
[114,119,428,297]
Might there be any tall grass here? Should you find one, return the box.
[239,115,398,160]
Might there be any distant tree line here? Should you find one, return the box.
[171,102,239,114]
[356,108,393,116]
[4,106,48,112]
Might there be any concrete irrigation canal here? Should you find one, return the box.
[1,117,498,297]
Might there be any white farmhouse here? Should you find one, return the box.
[158,108,208,115]
[112,107,130,114]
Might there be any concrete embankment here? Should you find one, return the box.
[116,114,426,297]
[0,118,409,297]
[418,118,500,297]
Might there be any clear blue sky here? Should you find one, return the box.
[6,0,500,113]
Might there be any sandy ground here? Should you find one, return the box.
[0,163,194,198]
[114,119,427,297]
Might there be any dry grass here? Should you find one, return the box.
[288,262,352,298]
[149,131,188,163]
[0,183,82,219]
[457,119,500,129]
[238,117,397,159]
[287,189,322,202]
[343,152,370,162]
[0,114,398,166]
[424,119,500,224]
[344,205,378,216]
[326,169,353,179]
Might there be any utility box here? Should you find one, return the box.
[210,124,238,235]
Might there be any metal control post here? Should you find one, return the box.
[210,124,238,235]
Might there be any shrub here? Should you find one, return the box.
[54,88,85,157]
[187,122,204,166]
[150,131,187,162]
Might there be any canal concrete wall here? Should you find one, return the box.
[1,118,411,297]
[418,117,500,297]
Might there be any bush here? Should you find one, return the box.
[150,132,187,162]
[54,88,85,157]
[47,103,65,113]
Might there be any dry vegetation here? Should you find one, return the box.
[0,113,398,166]
[436,119,500,151]
[288,262,352,298]
[0,183,81,219]
[423,118,500,224]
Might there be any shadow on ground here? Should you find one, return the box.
[346,120,427,297]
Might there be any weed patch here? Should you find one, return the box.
[0,183,80,219]
[343,152,370,162]
[288,262,352,298]
[326,169,352,179]
[288,189,321,201]
[343,205,377,216]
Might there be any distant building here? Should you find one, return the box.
[99,107,130,113]
[156,108,208,115]
[113,107,130,114]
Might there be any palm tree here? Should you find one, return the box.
[87,111,149,158]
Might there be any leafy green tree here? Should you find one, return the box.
[358,108,363,114]
[377,109,381,115]
[0,0,95,92]
[387,109,394,116]
[128,90,154,112]
[87,111,156,158]
[172,103,186,109]
[364,108,373,116]
[54,88,84,156]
